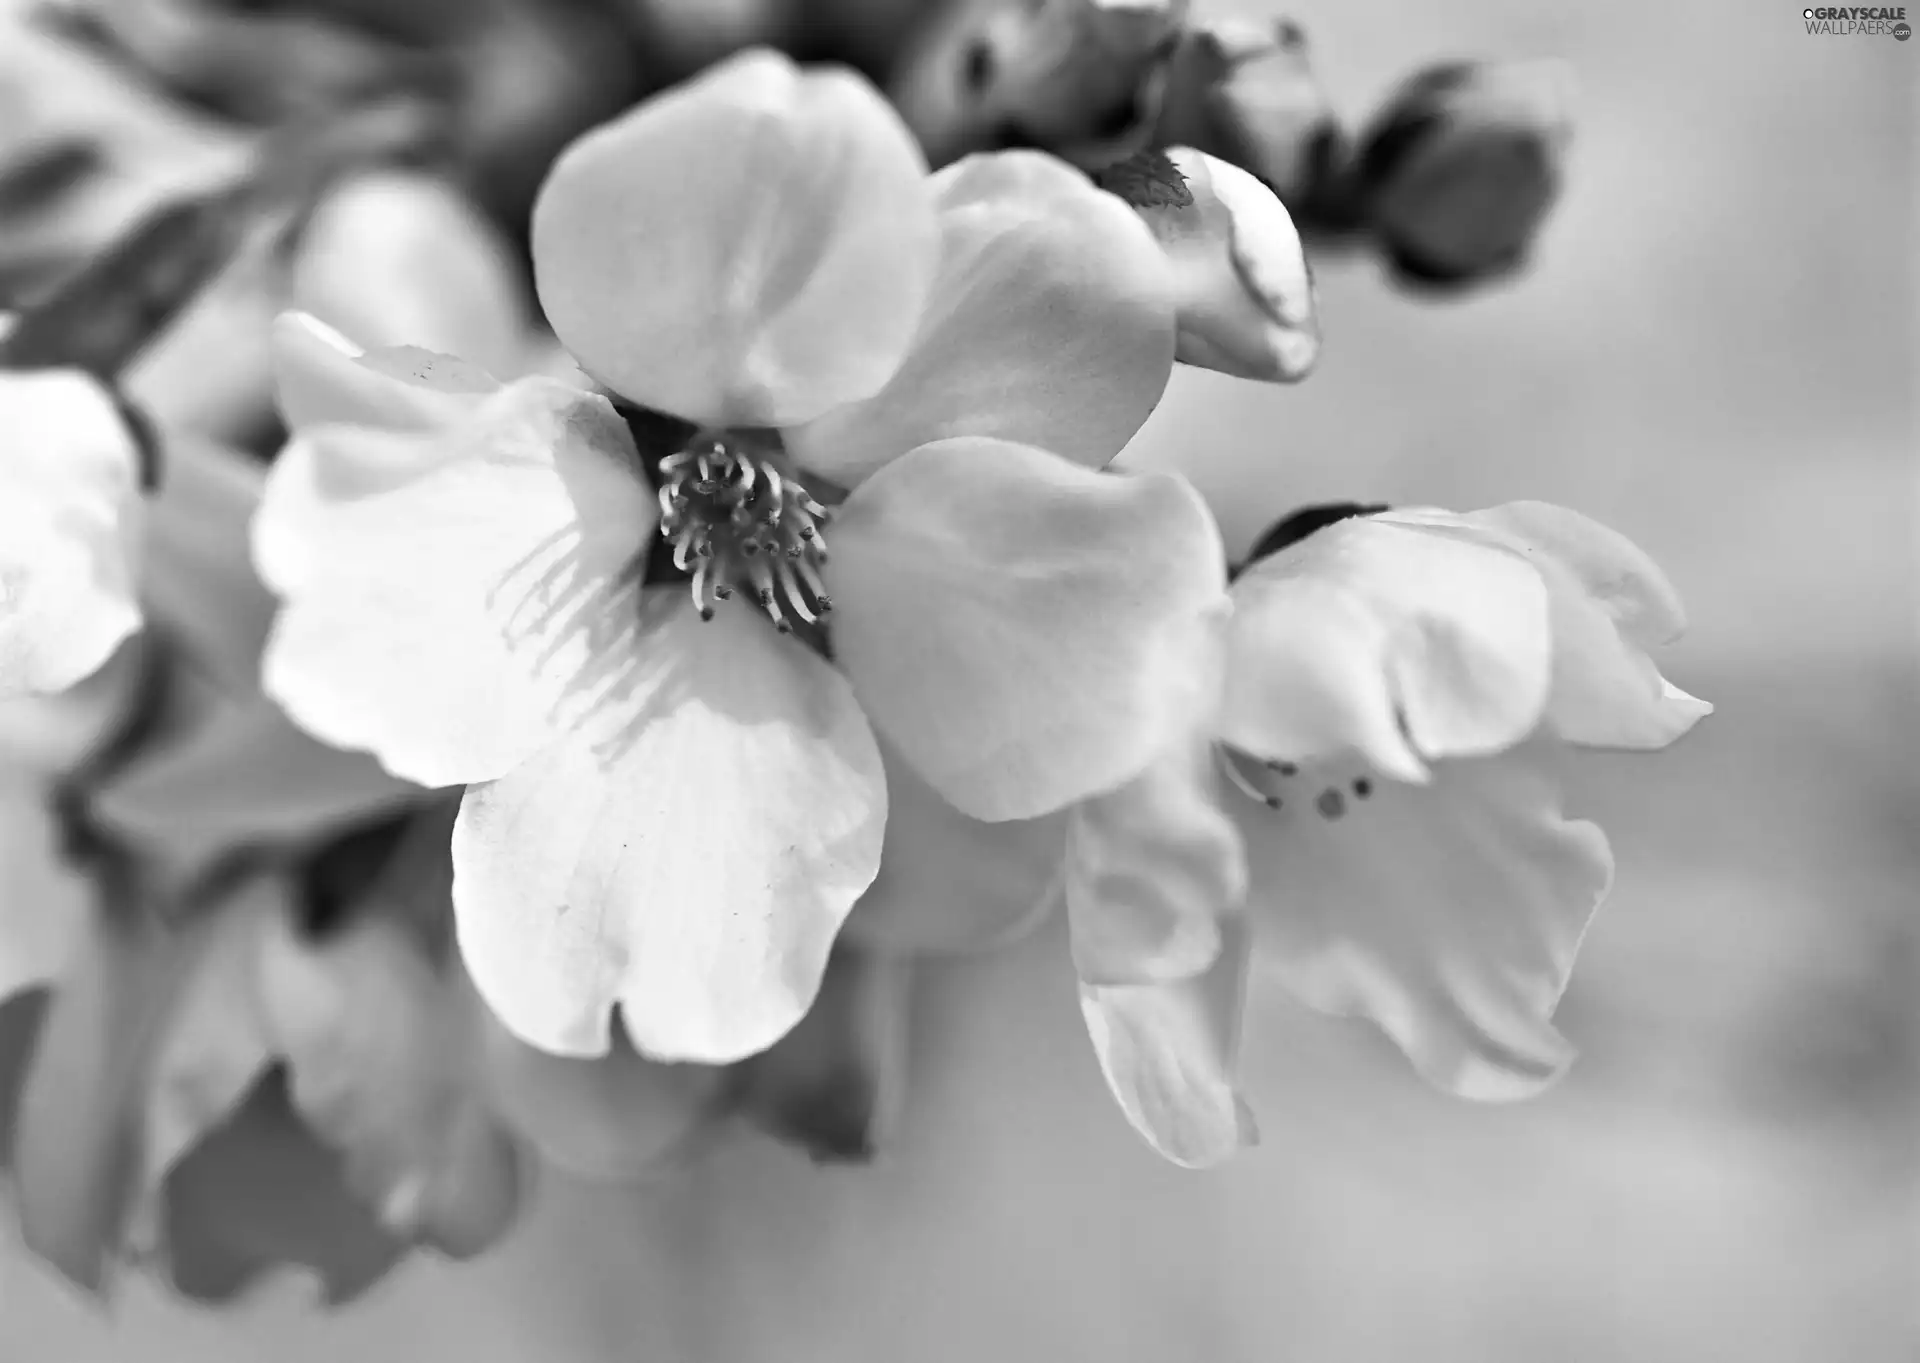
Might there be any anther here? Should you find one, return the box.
[1267,759,1298,776]
[1316,789,1346,820]
[1353,778,1372,799]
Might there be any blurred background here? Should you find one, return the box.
[1,0,1914,1360]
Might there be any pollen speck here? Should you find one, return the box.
[1317,789,1346,820]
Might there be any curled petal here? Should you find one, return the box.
[787,150,1174,486]
[452,595,886,1064]
[842,739,1064,955]
[1134,148,1318,382]
[270,310,500,436]
[1065,703,1244,987]
[1222,513,1553,780]
[531,49,936,427]
[1237,739,1610,1101]
[828,437,1228,822]
[256,377,655,787]
[1448,503,1710,749]
[0,370,143,697]
[1080,911,1257,1169]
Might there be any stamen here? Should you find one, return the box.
[1218,749,1282,810]
[654,433,835,637]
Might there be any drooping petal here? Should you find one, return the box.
[1064,706,1244,987]
[840,738,1065,956]
[270,310,500,437]
[1235,738,1612,1101]
[0,369,143,697]
[1221,513,1553,782]
[1079,911,1257,1169]
[1444,503,1711,749]
[1132,148,1318,383]
[786,150,1174,486]
[728,941,911,1163]
[530,49,936,427]
[452,593,886,1064]
[828,437,1227,822]
[255,376,656,788]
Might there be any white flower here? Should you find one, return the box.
[0,369,144,698]
[255,50,1227,1066]
[1070,500,1710,1165]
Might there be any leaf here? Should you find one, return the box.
[1095,148,1193,209]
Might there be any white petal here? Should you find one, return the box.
[452,595,886,1064]
[1449,503,1710,749]
[786,149,1174,486]
[827,437,1228,821]
[292,170,532,381]
[1065,709,1245,987]
[1136,149,1319,383]
[1079,912,1257,1169]
[256,377,655,787]
[531,49,936,426]
[270,310,500,436]
[0,370,143,697]
[1236,738,1612,1101]
[1222,513,1553,780]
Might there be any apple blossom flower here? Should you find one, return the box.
[0,367,146,698]
[254,49,1226,1069]
[1071,500,1710,1165]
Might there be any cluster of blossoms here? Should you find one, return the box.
[0,1,1700,1307]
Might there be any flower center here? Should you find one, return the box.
[1217,747,1374,823]
[655,433,834,635]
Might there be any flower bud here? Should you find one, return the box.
[1156,18,1348,222]
[1353,60,1574,287]
[1117,147,1318,382]
[890,0,1188,168]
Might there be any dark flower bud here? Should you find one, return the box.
[1155,18,1349,225]
[889,0,1188,169]
[1353,60,1574,289]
